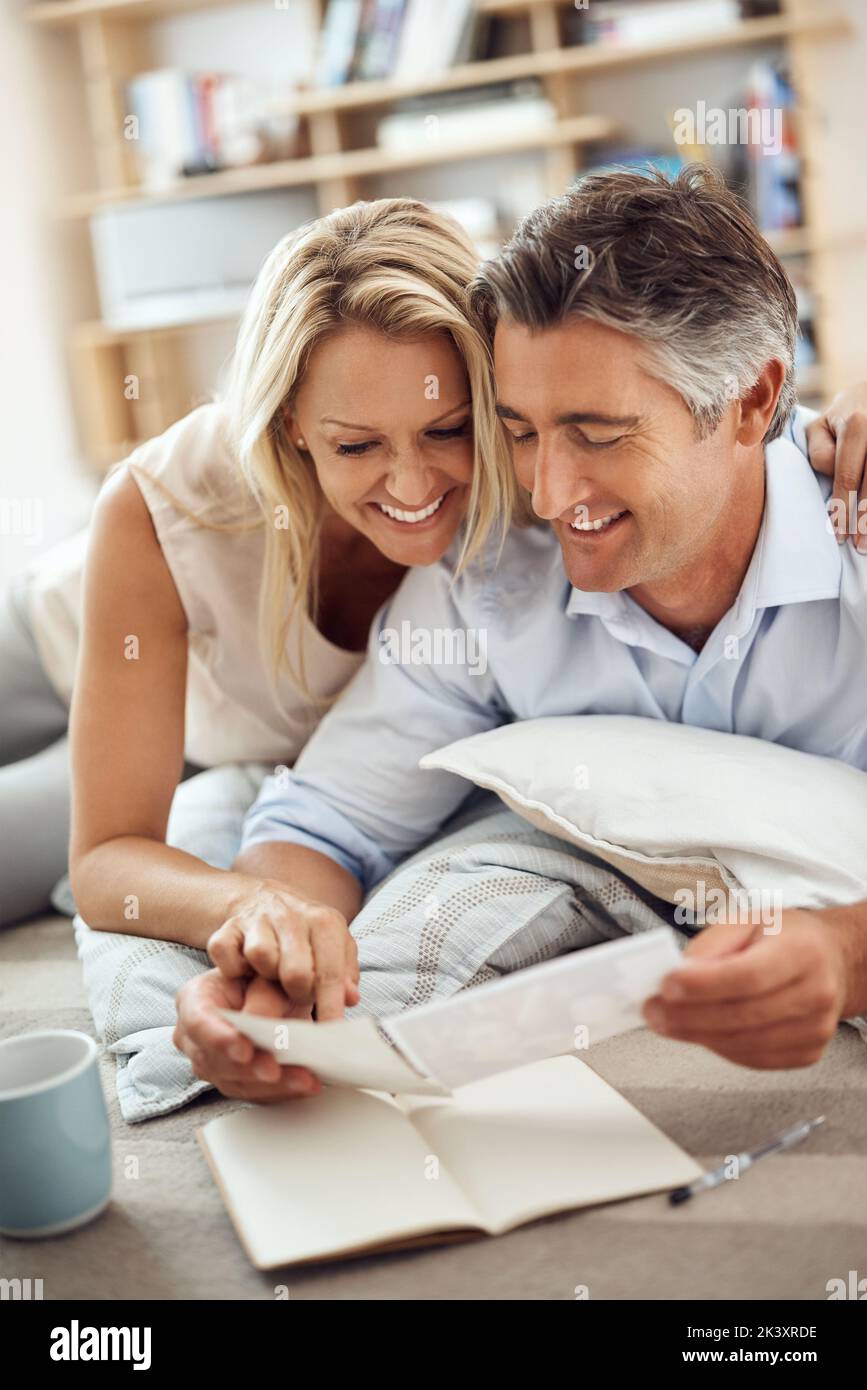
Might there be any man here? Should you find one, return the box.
[176,166,867,1095]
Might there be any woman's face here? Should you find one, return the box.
[287,325,474,566]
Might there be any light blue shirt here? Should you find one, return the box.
[242,408,867,890]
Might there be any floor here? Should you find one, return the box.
[2,913,866,1300]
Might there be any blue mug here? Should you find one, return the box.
[0,1030,112,1238]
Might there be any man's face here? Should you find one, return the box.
[493,316,739,594]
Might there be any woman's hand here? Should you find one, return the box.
[804,385,867,551]
[207,881,360,1022]
[173,969,322,1101]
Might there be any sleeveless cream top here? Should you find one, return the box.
[25,404,365,767]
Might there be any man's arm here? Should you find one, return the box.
[176,551,508,1098]
[236,553,507,894]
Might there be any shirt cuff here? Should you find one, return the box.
[240,796,397,894]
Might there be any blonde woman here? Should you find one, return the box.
[62,197,524,1018]
[0,201,508,940]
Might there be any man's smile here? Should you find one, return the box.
[568,506,629,534]
[559,506,632,544]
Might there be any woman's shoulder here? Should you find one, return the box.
[127,399,228,464]
[124,400,251,520]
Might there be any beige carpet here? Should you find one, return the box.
[1,913,865,1301]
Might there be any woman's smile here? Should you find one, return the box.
[367,485,461,530]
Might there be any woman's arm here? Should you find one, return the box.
[68,471,359,1022]
[804,385,867,549]
[69,468,255,942]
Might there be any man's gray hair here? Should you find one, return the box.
[471,164,798,442]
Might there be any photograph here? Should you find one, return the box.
[1,0,866,1352]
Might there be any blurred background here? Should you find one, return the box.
[2,0,865,582]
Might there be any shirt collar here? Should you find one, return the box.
[565,435,842,637]
[750,431,842,608]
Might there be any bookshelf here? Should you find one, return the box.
[22,0,852,469]
[61,113,617,216]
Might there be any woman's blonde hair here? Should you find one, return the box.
[222,196,517,695]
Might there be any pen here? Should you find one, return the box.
[669,1115,825,1205]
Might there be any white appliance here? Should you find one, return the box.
[90,187,317,332]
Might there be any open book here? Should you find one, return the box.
[199,1055,702,1268]
[199,930,702,1268]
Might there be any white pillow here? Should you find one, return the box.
[420,716,867,910]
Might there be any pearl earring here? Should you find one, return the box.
[296,437,306,449]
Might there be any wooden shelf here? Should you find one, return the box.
[277,11,849,118]
[24,0,260,23]
[62,112,617,216]
[73,309,240,345]
[25,5,848,95]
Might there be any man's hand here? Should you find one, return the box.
[805,385,867,551]
[207,881,360,1022]
[641,913,850,1069]
[173,969,322,1102]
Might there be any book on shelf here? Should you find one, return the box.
[125,70,300,188]
[352,0,408,81]
[392,0,476,81]
[315,0,364,87]
[586,0,741,47]
[377,80,556,152]
[387,79,540,115]
[315,0,477,88]
[126,70,208,188]
[745,62,802,233]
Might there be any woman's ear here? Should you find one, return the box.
[281,403,307,451]
[735,358,786,447]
